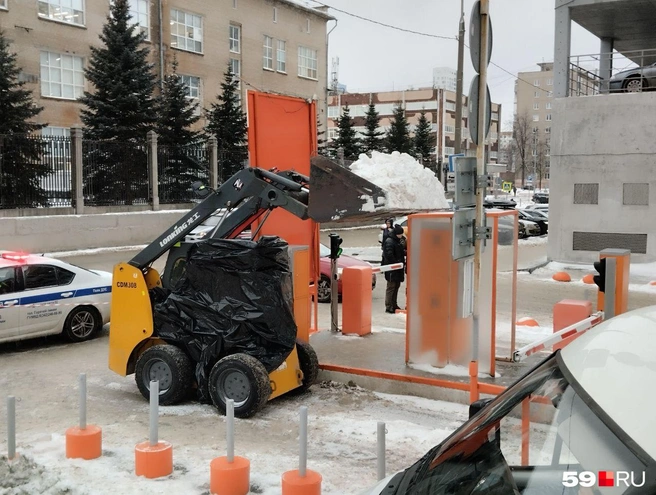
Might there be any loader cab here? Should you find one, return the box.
[161,242,194,289]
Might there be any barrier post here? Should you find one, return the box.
[66,373,102,460]
[7,396,15,460]
[342,266,372,336]
[210,399,250,495]
[135,380,173,479]
[552,300,592,351]
[521,398,530,466]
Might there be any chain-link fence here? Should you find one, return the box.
[157,144,210,204]
[0,134,70,209]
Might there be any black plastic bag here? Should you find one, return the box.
[153,236,297,402]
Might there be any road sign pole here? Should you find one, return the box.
[472,0,490,363]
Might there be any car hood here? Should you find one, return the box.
[336,254,372,268]
[357,473,399,495]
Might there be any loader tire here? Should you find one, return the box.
[208,353,272,418]
[290,340,319,395]
[135,344,194,406]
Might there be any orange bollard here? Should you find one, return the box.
[282,406,322,495]
[469,361,479,404]
[210,400,250,495]
[516,317,539,327]
[341,266,372,336]
[66,373,102,460]
[582,274,594,284]
[553,299,592,351]
[135,441,173,479]
[282,469,322,495]
[552,272,571,282]
[135,380,173,479]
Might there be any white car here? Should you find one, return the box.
[0,251,112,344]
[525,204,549,216]
[360,305,656,494]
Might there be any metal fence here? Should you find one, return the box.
[158,144,210,204]
[0,135,72,209]
[83,140,149,206]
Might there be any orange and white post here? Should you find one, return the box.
[135,380,173,479]
[66,373,102,460]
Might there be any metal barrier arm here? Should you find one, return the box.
[512,312,604,363]
[372,263,404,274]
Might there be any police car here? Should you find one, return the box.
[0,251,112,344]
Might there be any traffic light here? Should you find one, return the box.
[593,258,606,293]
[329,233,343,259]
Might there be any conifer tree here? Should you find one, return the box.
[331,104,361,160]
[79,0,157,204]
[156,57,203,202]
[0,30,50,207]
[205,64,248,181]
[385,103,413,154]
[361,103,385,154]
[413,110,435,165]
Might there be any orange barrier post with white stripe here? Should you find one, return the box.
[66,373,102,460]
[552,300,592,351]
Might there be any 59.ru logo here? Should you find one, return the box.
[562,471,646,488]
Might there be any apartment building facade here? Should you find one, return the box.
[327,87,502,167]
[0,0,333,138]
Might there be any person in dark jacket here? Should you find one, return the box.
[381,218,394,245]
[382,224,405,313]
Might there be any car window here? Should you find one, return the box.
[22,265,59,290]
[0,267,16,295]
[56,267,76,285]
[319,244,330,257]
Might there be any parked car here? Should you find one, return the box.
[517,208,548,235]
[609,62,656,92]
[360,305,656,494]
[484,198,517,210]
[0,251,112,344]
[532,191,549,204]
[318,243,376,303]
[525,203,549,216]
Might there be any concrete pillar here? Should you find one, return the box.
[208,136,218,189]
[553,1,572,98]
[70,126,84,214]
[147,130,159,211]
[337,147,344,166]
[599,37,614,93]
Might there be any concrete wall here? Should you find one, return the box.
[0,210,191,253]
[548,92,656,263]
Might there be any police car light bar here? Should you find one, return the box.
[1,252,30,261]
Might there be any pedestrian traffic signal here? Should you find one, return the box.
[329,233,343,259]
[593,258,606,293]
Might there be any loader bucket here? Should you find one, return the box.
[307,155,387,223]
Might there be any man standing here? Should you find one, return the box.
[383,224,405,314]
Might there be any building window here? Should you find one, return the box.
[533,102,539,110]
[545,127,551,134]
[547,78,553,86]
[40,51,84,99]
[125,0,149,39]
[38,0,85,26]
[548,91,553,98]
[490,151,498,159]
[263,35,273,70]
[534,91,539,98]
[230,58,240,82]
[444,147,455,156]
[298,46,318,80]
[533,115,539,122]
[444,125,455,134]
[546,114,552,121]
[534,79,540,86]
[546,102,552,110]
[180,75,201,109]
[232,0,236,8]
[273,7,277,22]
[573,183,599,205]
[532,126,539,133]
[623,183,649,206]
[491,112,498,120]
[171,10,203,54]
[0,0,6,10]
[306,18,310,33]
[277,40,286,73]
[41,126,70,138]
[327,106,339,118]
[327,128,338,140]
[229,24,241,53]
[445,102,456,112]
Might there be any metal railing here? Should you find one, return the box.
[0,135,71,209]
[569,48,656,96]
[157,144,210,204]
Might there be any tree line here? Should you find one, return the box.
[321,103,435,165]
[0,0,246,207]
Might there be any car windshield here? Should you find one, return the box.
[400,354,654,494]
[319,244,330,257]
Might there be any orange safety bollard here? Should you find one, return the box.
[469,361,479,404]
[552,299,592,351]
[582,274,595,284]
[552,272,571,282]
[135,380,173,479]
[210,399,250,495]
[341,265,372,336]
[66,373,102,460]
[282,406,322,495]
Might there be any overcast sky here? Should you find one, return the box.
[311,0,601,129]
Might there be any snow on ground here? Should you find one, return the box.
[536,260,656,286]
[350,151,449,211]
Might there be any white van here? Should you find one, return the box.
[361,305,656,494]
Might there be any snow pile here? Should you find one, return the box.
[350,151,449,210]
